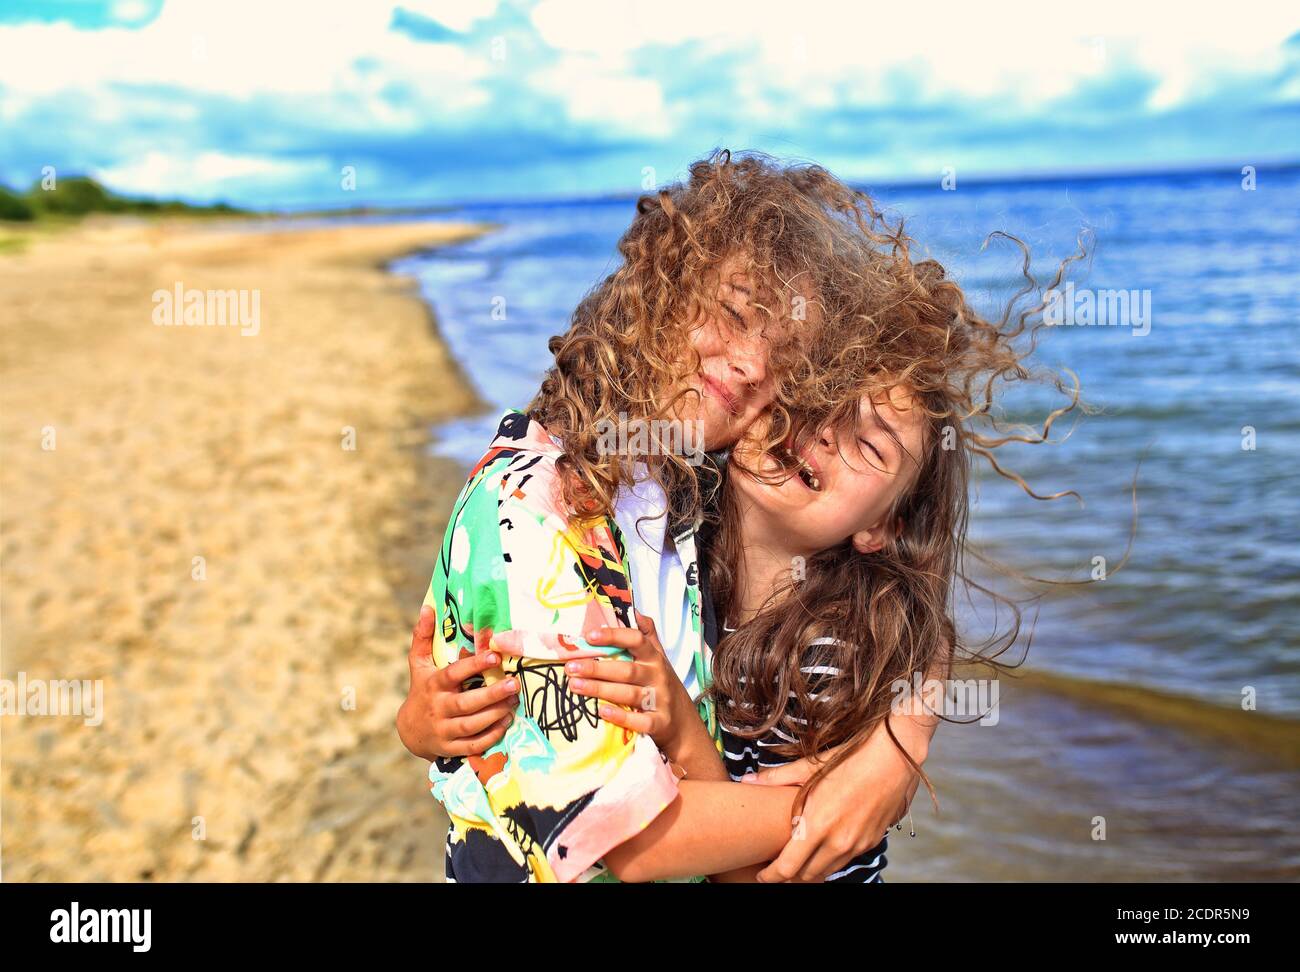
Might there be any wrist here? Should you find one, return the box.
[655,687,696,751]
[657,709,688,760]
[397,701,442,761]
[667,713,728,781]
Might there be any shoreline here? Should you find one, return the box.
[0,216,489,880]
[3,212,1294,883]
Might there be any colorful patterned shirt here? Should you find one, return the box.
[424,410,716,882]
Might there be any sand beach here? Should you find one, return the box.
[0,217,484,880]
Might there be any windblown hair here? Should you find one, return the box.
[528,148,910,525]
[704,220,1097,816]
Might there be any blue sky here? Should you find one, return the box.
[1,0,1297,208]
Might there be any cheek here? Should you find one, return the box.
[836,482,895,535]
[698,410,737,451]
[686,315,724,358]
[730,464,796,515]
[798,504,859,548]
[743,380,776,415]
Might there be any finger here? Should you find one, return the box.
[564,657,638,683]
[584,625,657,660]
[795,841,857,883]
[743,756,816,787]
[792,872,828,884]
[632,611,666,653]
[443,676,519,716]
[438,649,504,689]
[756,828,815,883]
[569,678,644,709]
[780,866,827,884]
[442,715,513,757]
[408,605,438,671]
[634,610,657,636]
[444,702,517,739]
[597,703,654,736]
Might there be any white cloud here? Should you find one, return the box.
[531,0,1298,112]
[4,0,1292,137]
[0,0,1292,203]
[0,0,499,198]
[109,0,159,26]
[0,0,490,108]
[531,52,671,136]
[97,149,321,197]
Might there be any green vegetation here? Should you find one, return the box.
[0,175,244,222]
[0,185,36,221]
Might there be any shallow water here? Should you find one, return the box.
[889,678,1300,881]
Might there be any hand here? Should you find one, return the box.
[742,718,927,882]
[566,611,694,753]
[396,605,520,761]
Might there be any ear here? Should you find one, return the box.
[851,522,887,555]
[851,516,904,555]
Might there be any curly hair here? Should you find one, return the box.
[528,148,912,525]
[703,223,1098,818]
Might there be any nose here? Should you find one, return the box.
[724,329,768,389]
[814,422,838,454]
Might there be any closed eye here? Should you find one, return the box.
[858,437,885,465]
[721,301,746,326]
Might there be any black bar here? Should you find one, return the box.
[0,882,1286,957]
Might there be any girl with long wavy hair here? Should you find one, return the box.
[568,236,1085,881]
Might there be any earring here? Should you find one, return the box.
[893,807,916,838]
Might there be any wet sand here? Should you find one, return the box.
[0,217,482,880]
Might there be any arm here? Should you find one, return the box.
[744,658,946,883]
[669,715,730,782]
[616,705,939,885]
[570,618,805,881]
[707,705,939,884]
[602,779,800,883]
[566,626,946,882]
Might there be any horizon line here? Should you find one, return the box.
[264,154,1300,215]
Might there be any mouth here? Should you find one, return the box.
[700,374,741,415]
[776,438,822,491]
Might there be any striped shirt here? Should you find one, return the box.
[716,635,889,883]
